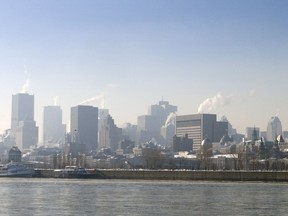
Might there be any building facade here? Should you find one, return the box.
[99,114,122,152]
[11,93,38,150]
[137,100,177,144]
[43,106,66,146]
[246,127,259,141]
[176,114,227,151]
[11,93,34,135]
[173,134,193,152]
[70,105,98,154]
[266,116,282,142]
[15,120,38,150]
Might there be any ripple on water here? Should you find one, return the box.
[0,179,287,216]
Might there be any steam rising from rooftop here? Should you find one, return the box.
[80,93,105,108]
[198,92,231,113]
[54,96,59,106]
[20,79,30,93]
[165,113,176,127]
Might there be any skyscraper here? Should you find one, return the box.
[43,106,66,146]
[16,120,38,150]
[11,93,38,150]
[99,114,122,152]
[176,114,227,151]
[137,100,177,144]
[246,127,259,141]
[148,100,178,128]
[267,116,282,142]
[11,93,34,135]
[98,109,109,143]
[70,105,98,153]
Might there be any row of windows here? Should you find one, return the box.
[176,126,204,151]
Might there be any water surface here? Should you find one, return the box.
[0,178,287,215]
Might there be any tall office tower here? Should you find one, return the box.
[220,116,237,135]
[11,93,34,135]
[11,93,38,150]
[43,106,66,146]
[161,123,176,146]
[246,127,260,141]
[267,116,282,142]
[98,109,109,127]
[137,115,159,144]
[161,113,176,146]
[98,109,109,143]
[122,123,137,142]
[70,105,98,154]
[148,100,177,129]
[16,120,38,150]
[99,115,122,152]
[176,114,227,151]
[137,100,177,144]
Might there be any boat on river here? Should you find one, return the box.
[0,162,35,177]
[54,166,97,178]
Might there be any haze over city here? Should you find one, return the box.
[0,0,287,135]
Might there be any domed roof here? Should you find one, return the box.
[9,146,21,154]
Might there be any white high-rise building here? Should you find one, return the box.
[267,116,282,142]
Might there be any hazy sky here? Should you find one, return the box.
[0,0,287,135]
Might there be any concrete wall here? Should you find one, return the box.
[36,169,288,181]
[98,170,288,181]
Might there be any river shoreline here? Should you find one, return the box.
[33,169,288,181]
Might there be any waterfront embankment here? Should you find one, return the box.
[35,169,288,181]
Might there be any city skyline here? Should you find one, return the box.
[0,1,287,134]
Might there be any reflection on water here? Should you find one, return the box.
[0,178,287,215]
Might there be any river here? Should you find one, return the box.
[0,178,287,215]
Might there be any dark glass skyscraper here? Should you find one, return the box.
[70,105,98,153]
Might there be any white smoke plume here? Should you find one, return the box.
[79,83,118,108]
[165,113,176,127]
[80,93,105,108]
[198,92,231,113]
[54,96,59,106]
[20,79,30,93]
[107,83,119,89]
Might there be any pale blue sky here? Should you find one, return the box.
[0,0,287,134]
